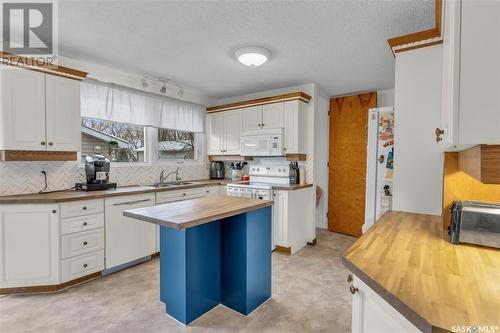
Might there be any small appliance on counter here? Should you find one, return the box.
[449,200,500,249]
[75,155,117,191]
[209,161,225,179]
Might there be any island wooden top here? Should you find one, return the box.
[0,180,231,204]
[124,196,273,230]
[343,211,500,333]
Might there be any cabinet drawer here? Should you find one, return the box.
[204,186,221,196]
[60,199,104,218]
[61,228,104,259]
[156,188,206,204]
[61,250,104,283]
[61,213,104,235]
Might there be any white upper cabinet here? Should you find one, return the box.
[45,75,81,151]
[0,68,81,153]
[0,204,60,288]
[0,68,46,150]
[440,0,500,149]
[206,112,223,155]
[262,102,284,128]
[241,106,263,131]
[206,110,241,155]
[283,100,308,154]
[223,109,242,154]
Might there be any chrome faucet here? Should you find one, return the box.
[160,167,182,184]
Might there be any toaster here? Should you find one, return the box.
[449,201,500,249]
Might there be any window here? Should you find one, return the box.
[157,128,196,160]
[81,118,145,162]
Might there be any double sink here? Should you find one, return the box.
[146,181,196,188]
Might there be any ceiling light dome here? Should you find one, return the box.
[235,46,271,67]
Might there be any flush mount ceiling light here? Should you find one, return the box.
[234,46,271,67]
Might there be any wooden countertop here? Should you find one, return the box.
[0,179,231,204]
[123,196,273,229]
[343,211,500,333]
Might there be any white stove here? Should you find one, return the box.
[226,164,289,200]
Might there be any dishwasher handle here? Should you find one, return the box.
[113,198,152,206]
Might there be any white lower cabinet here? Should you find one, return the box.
[104,194,156,269]
[62,250,104,283]
[273,188,314,254]
[0,204,60,288]
[351,274,421,333]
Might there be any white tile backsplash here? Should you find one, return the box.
[0,156,313,196]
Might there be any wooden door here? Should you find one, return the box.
[328,92,376,237]
[46,75,81,151]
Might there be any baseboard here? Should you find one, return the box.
[275,245,291,255]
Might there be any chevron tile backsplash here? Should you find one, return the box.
[0,156,313,196]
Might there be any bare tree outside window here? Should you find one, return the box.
[81,118,145,162]
[157,128,195,160]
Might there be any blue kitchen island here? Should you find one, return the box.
[124,196,273,325]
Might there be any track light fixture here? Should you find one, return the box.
[141,75,184,98]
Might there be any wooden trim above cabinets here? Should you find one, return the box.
[206,92,312,113]
[387,0,443,55]
[208,155,254,162]
[0,150,78,161]
[458,145,500,184]
[0,51,88,80]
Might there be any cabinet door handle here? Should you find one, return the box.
[435,128,445,142]
[52,209,57,214]
[83,263,88,268]
[349,285,358,294]
[284,147,287,151]
[83,241,88,246]
[258,124,261,127]
[347,274,353,283]
[41,141,46,146]
[261,123,264,127]
[48,142,53,146]
[83,222,88,226]
[113,199,151,206]
[82,206,87,210]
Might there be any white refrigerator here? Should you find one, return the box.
[364,107,394,233]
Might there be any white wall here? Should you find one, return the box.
[393,45,444,215]
[377,89,395,107]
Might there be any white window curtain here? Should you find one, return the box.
[80,78,205,133]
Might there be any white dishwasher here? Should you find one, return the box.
[104,193,156,269]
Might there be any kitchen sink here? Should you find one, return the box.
[146,181,196,188]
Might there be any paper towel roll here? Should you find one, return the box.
[299,167,305,185]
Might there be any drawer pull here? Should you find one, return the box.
[347,274,353,283]
[82,206,87,210]
[83,241,88,246]
[52,209,57,214]
[83,222,88,226]
[83,263,88,268]
[349,285,358,294]
[113,199,151,206]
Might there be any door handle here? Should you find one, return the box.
[435,128,445,142]
[113,199,151,206]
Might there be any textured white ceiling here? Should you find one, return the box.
[59,0,434,100]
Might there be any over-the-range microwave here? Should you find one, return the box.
[240,128,284,156]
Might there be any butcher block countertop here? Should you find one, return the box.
[0,179,231,204]
[343,211,500,333]
[124,196,273,229]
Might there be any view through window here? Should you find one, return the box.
[157,128,195,160]
[81,118,145,162]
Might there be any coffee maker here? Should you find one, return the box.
[209,161,225,179]
[75,155,117,191]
